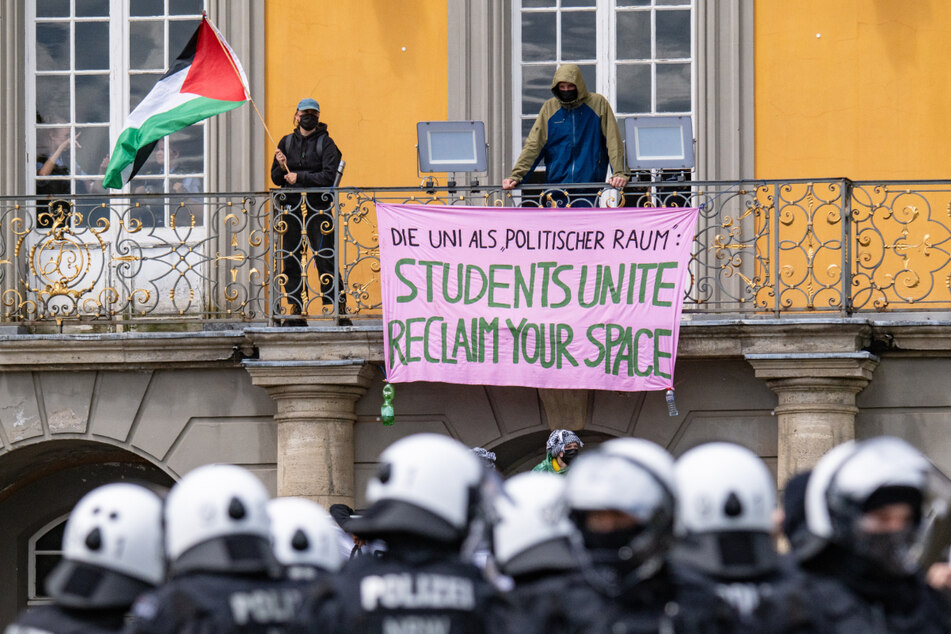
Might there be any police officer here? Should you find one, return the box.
[796,436,951,633]
[293,433,506,633]
[491,472,605,634]
[565,437,735,633]
[672,442,815,632]
[5,483,164,633]
[126,464,303,633]
[268,497,344,582]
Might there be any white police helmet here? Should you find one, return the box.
[347,433,484,544]
[492,472,580,577]
[804,436,931,572]
[46,483,164,609]
[267,497,344,577]
[165,463,276,575]
[672,442,779,579]
[566,441,676,582]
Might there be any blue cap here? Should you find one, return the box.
[296,98,320,112]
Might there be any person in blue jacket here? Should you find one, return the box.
[502,64,629,201]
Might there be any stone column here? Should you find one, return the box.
[746,352,879,489]
[538,388,589,431]
[245,360,373,507]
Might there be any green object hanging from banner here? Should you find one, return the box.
[381,383,395,425]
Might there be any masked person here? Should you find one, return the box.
[672,442,816,633]
[532,429,582,475]
[565,437,736,633]
[490,472,605,634]
[268,497,345,582]
[795,436,951,633]
[126,464,303,633]
[502,64,629,207]
[4,483,164,634]
[271,98,346,326]
[292,433,506,633]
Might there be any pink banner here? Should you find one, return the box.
[377,204,699,391]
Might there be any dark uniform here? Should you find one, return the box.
[295,540,504,633]
[799,545,951,634]
[125,572,304,633]
[4,605,126,634]
[588,563,736,634]
[502,569,607,634]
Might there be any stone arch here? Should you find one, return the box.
[0,438,175,625]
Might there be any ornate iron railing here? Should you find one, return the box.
[2,179,950,329]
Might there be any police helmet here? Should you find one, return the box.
[267,497,344,577]
[46,483,164,609]
[347,433,484,544]
[491,472,580,577]
[165,463,277,575]
[566,439,676,581]
[672,442,779,579]
[804,436,931,573]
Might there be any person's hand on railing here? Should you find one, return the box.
[502,178,519,190]
[608,174,628,189]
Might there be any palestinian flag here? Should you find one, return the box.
[102,17,248,189]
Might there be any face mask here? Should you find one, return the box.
[852,528,919,577]
[557,88,578,103]
[562,448,579,464]
[299,113,319,131]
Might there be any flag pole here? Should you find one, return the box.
[203,13,289,172]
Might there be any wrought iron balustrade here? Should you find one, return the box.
[2,179,951,330]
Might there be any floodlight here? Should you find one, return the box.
[416,121,487,173]
[624,116,695,170]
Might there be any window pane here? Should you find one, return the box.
[616,11,650,60]
[33,555,61,599]
[521,118,535,143]
[169,20,201,61]
[35,522,66,551]
[36,0,69,18]
[76,75,110,123]
[561,11,596,61]
[130,0,164,16]
[76,0,109,17]
[522,0,556,7]
[35,125,74,197]
[169,127,204,175]
[577,64,597,94]
[657,10,690,58]
[130,22,164,70]
[36,23,70,71]
[75,22,109,70]
[656,63,690,112]
[522,12,556,62]
[522,64,556,115]
[130,73,163,110]
[170,0,203,15]
[36,75,70,123]
[75,125,110,176]
[561,0,595,6]
[616,64,651,113]
[616,0,649,5]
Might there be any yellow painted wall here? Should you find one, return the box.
[264,1,448,187]
[755,0,951,179]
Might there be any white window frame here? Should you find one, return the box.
[511,0,696,162]
[27,513,69,606]
[26,0,209,223]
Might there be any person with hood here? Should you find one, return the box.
[532,429,583,475]
[271,97,346,326]
[502,64,629,201]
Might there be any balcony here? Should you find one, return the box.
[2,178,950,331]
